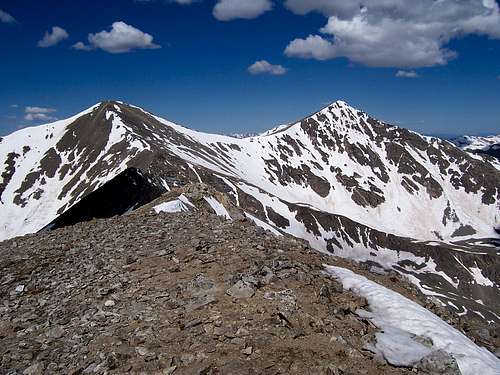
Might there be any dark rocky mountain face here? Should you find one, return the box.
[41,167,165,231]
[1,101,499,325]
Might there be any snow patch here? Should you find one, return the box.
[468,266,494,287]
[153,199,191,214]
[178,194,195,208]
[369,326,433,366]
[326,265,500,375]
[203,196,231,220]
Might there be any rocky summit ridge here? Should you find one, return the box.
[1,191,498,374]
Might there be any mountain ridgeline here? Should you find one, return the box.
[1,100,499,324]
[449,134,500,164]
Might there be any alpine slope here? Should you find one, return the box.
[1,100,499,323]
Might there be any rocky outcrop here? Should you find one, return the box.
[2,203,497,374]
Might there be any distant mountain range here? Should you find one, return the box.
[1,100,498,324]
[449,134,500,163]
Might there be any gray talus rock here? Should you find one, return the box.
[23,362,45,375]
[416,349,461,375]
[226,280,255,299]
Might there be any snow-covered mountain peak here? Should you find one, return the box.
[450,134,500,151]
[449,133,500,168]
[2,100,500,325]
[321,99,352,110]
[3,99,499,242]
[312,100,365,122]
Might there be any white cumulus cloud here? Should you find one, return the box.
[73,21,160,53]
[0,9,15,23]
[24,107,57,122]
[37,26,69,48]
[285,35,336,61]
[284,0,500,68]
[396,70,419,78]
[72,42,93,51]
[248,60,287,75]
[213,0,273,21]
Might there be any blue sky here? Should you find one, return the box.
[1,0,499,137]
